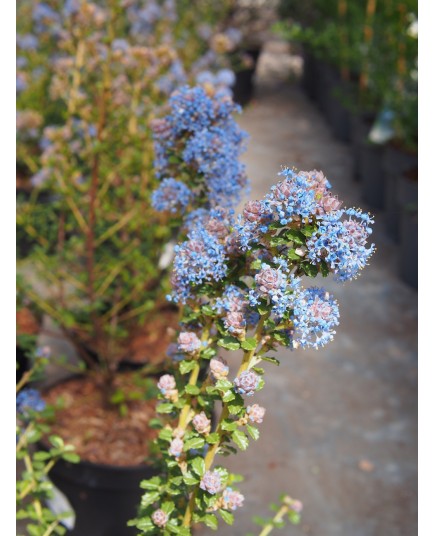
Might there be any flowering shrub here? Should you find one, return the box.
[16,0,248,375]
[16,350,79,536]
[130,167,374,533]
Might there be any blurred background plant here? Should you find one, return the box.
[16,0,252,388]
[274,0,418,151]
[16,348,79,536]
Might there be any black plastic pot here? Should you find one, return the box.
[232,48,261,107]
[350,112,376,182]
[360,140,385,209]
[326,79,351,143]
[48,456,159,536]
[383,145,418,241]
[315,60,334,114]
[300,48,319,101]
[399,208,418,289]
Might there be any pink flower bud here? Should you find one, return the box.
[152,509,168,527]
[210,356,229,381]
[192,412,211,434]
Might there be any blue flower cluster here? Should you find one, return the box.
[307,208,375,281]
[248,263,294,318]
[291,287,340,349]
[264,168,318,225]
[152,85,248,211]
[151,177,192,214]
[16,388,46,416]
[169,226,228,303]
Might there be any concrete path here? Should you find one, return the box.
[201,41,418,536]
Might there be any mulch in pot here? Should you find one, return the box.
[43,371,160,467]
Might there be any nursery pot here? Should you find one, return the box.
[399,207,418,289]
[360,140,385,209]
[350,112,376,182]
[41,374,160,536]
[47,455,158,536]
[300,47,319,101]
[326,77,352,143]
[232,48,261,107]
[383,144,418,241]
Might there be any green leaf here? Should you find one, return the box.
[246,424,260,441]
[49,435,64,449]
[201,305,215,316]
[219,509,235,525]
[135,516,154,533]
[191,457,205,477]
[148,418,163,429]
[140,491,159,508]
[140,476,161,490]
[261,355,280,366]
[158,428,173,442]
[303,263,319,277]
[32,451,51,461]
[285,229,305,244]
[203,514,218,530]
[206,432,220,444]
[157,403,174,414]
[250,258,263,270]
[215,379,233,391]
[218,336,240,351]
[270,234,288,246]
[222,390,235,402]
[301,225,316,237]
[227,399,244,416]
[241,337,257,351]
[232,430,249,451]
[287,249,301,260]
[185,385,200,395]
[62,452,80,463]
[183,472,199,486]
[184,436,205,451]
[161,501,175,515]
[179,360,196,374]
[320,260,330,277]
[201,346,216,360]
[257,301,269,315]
[221,420,237,432]
[288,511,301,525]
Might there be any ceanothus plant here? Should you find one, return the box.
[129,167,375,534]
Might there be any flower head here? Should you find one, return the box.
[307,208,375,281]
[168,437,184,458]
[222,487,245,510]
[16,389,46,416]
[192,412,211,435]
[200,470,223,494]
[152,509,168,528]
[177,332,201,353]
[151,178,192,214]
[157,374,178,400]
[210,356,229,381]
[234,370,260,397]
[246,404,266,424]
[292,287,340,349]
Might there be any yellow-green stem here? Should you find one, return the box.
[182,314,268,527]
[258,500,292,536]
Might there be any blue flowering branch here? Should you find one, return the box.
[130,166,375,534]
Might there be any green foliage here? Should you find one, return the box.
[275,0,417,149]
[16,355,79,536]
